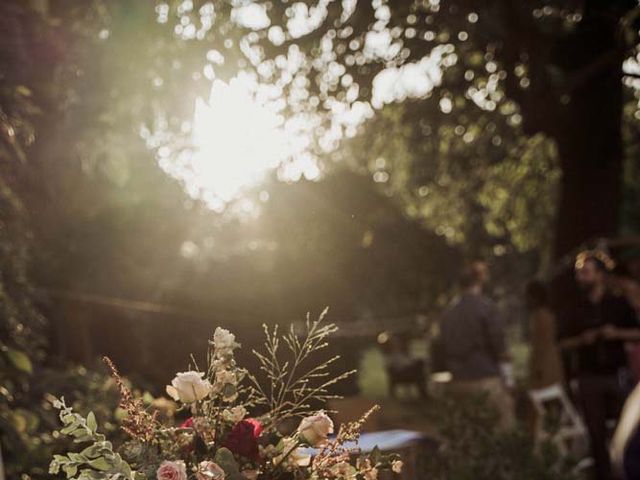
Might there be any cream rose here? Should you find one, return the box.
[391,460,403,474]
[157,460,187,480]
[297,411,334,447]
[196,461,226,480]
[166,371,212,404]
[213,327,240,356]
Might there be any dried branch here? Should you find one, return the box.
[103,356,157,442]
[247,309,354,430]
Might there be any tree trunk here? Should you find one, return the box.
[497,0,632,259]
[550,0,628,258]
[553,69,624,258]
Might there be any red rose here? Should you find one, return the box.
[178,417,196,453]
[180,417,194,429]
[223,418,263,460]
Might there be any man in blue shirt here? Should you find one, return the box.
[441,261,514,428]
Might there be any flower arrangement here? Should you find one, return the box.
[49,311,402,480]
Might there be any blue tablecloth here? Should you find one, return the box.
[300,429,426,455]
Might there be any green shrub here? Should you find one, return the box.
[422,393,580,480]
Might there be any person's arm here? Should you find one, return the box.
[558,328,599,350]
[600,325,640,342]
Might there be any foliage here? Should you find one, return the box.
[478,134,559,255]
[0,0,461,335]
[1,363,128,479]
[339,101,560,262]
[0,3,58,477]
[423,394,578,480]
[151,0,640,254]
[49,397,135,480]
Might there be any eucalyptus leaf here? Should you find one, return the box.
[5,348,33,374]
[88,457,111,471]
[86,411,97,433]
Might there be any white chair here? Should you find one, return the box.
[528,383,592,471]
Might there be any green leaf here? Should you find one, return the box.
[5,348,33,374]
[63,463,78,477]
[61,421,79,435]
[69,452,88,463]
[88,457,111,471]
[215,447,244,480]
[80,444,103,459]
[142,391,154,404]
[370,446,382,464]
[49,460,61,475]
[86,411,97,433]
[13,408,40,433]
[10,410,28,433]
[15,85,32,97]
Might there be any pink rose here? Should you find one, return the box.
[157,460,187,480]
[196,461,226,480]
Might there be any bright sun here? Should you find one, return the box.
[190,79,289,207]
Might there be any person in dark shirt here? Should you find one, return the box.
[441,261,514,427]
[558,251,640,480]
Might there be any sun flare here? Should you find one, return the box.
[191,80,289,207]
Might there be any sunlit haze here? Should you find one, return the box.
[190,80,289,206]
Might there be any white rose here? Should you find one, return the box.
[213,328,240,356]
[196,461,226,480]
[222,406,247,424]
[157,460,187,480]
[297,411,334,447]
[391,460,403,474]
[166,371,212,404]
